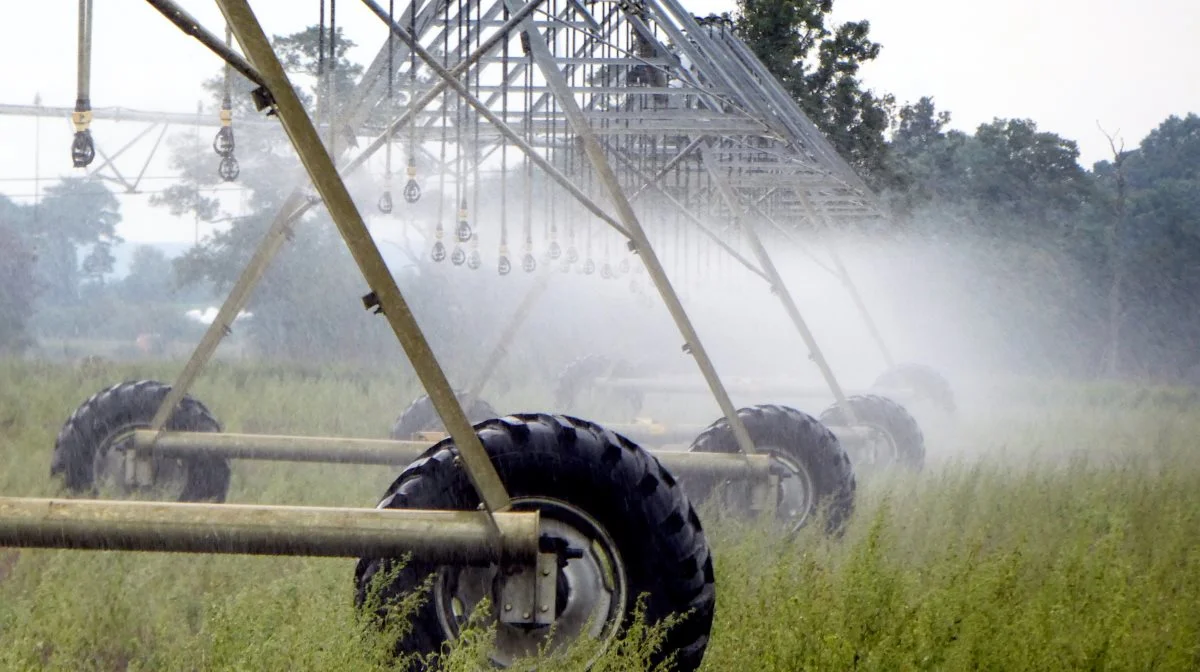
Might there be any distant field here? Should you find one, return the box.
[0,360,1198,670]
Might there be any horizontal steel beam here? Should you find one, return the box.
[133,430,775,478]
[0,497,538,563]
[0,103,277,129]
[594,376,844,397]
[134,430,427,464]
[655,450,770,480]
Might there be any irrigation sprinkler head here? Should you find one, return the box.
[377,190,394,214]
[547,240,562,260]
[522,253,537,273]
[213,124,236,156]
[468,248,482,270]
[455,213,473,242]
[451,246,467,266]
[403,178,421,203]
[71,130,95,167]
[431,241,447,262]
[218,155,240,182]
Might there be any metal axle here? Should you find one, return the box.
[0,497,538,563]
[131,430,774,480]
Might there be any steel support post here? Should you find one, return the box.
[697,143,857,423]
[827,244,895,369]
[601,141,769,282]
[146,190,309,433]
[215,0,512,514]
[0,497,538,563]
[508,2,759,456]
[739,201,894,370]
[790,188,896,370]
[463,272,554,400]
[144,0,548,436]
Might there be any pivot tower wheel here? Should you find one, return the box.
[389,391,499,440]
[686,405,856,535]
[819,394,926,474]
[873,363,956,414]
[50,380,231,502]
[553,354,645,420]
[356,414,715,670]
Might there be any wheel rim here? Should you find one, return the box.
[432,496,629,667]
[763,449,816,533]
[92,423,190,501]
[847,423,900,473]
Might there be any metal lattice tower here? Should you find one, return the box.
[350,0,885,238]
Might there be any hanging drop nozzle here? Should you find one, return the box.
[403,159,421,203]
[218,155,240,182]
[70,108,94,168]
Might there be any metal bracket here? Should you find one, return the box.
[498,551,559,626]
[122,445,156,490]
[748,471,780,517]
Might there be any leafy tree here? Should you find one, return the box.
[24,178,123,304]
[0,196,38,352]
[121,245,177,303]
[156,26,415,364]
[1102,114,1200,379]
[80,242,116,286]
[733,0,894,181]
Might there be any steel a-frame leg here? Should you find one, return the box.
[214,0,511,515]
[506,1,759,456]
[145,0,547,437]
[697,143,858,423]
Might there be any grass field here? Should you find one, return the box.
[1,360,1198,670]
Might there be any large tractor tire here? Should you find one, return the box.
[686,405,856,535]
[50,380,231,502]
[389,392,499,440]
[873,363,955,414]
[355,414,716,670]
[819,394,926,474]
[553,354,644,420]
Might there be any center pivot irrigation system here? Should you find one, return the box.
[1,0,957,667]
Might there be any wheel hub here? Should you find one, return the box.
[92,424,189,500]
[433,497,628,667]
[765,450,816,532]
[847,423,898,472]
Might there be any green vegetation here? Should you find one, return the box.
[1,361,1198,670]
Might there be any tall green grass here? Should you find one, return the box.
[0,361,1197,670]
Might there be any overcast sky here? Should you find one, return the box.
[1,0,1196,244]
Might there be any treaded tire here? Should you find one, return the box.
[553,354,644,417]
[819,394,926,472]
[687,405,855,535]
[355,414,716,670]
[50,380,231,502]
[873,363,955,414]
[389,392,498,440]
